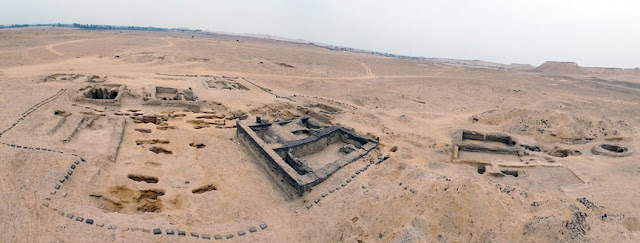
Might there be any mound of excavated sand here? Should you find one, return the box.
[535,61,586,75]
[472,109,632,145]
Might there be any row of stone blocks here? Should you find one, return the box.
[150,223,268,240]
[0,141,81,158]
[306,155,389,209]
[0,89,66,137]
[53,158,86,192]
[58,207,268,241]
[61,209,268,240]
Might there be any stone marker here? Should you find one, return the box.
[249,227,257,233]
[314,198,321,204]
[166,229,175,235]
[86,219,94,225]
[190,232,199,238]
[66,213,73,219]
[214,234,223,240]
[226,234,234,239]
[55,184,61,190]
[202,234,211,239]
[71,164,76,169]
[238,230,246,236]
[153,229,161,235]
[67,170,73,175]
[108,225,117,230]
[260,223,268,230]
[178,231,186,236]
[75,217,84,222]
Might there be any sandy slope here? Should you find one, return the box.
[0,27,639,242]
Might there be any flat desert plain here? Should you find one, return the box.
[1,27,640,242]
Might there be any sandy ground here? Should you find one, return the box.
[0,27,639,242]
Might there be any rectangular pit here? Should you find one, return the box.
[77,84,124,106]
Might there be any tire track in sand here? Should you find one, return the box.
[360,62,375,77]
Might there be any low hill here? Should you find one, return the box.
[535,61,586,75]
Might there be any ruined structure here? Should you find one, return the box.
[451,130,586,191]
[237,117,378,197]
[77,84,124,105]
[142,86,200,111]
[154,86,196,101]
[204,76,250,90]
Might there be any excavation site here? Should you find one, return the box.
[1,23,640,242]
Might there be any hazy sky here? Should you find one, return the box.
[2,0,639,68]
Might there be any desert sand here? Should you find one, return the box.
[0,27,639,242]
